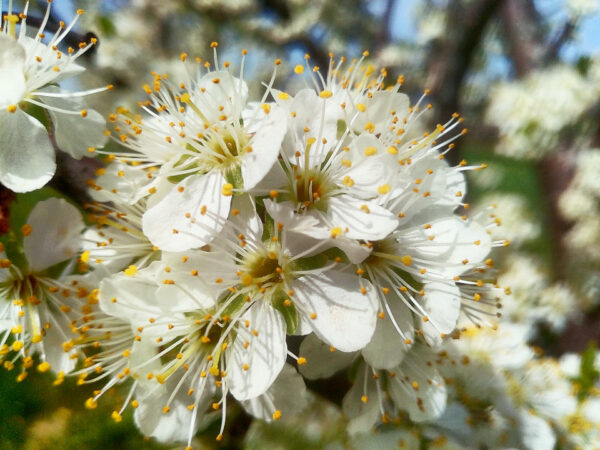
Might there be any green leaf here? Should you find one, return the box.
[272,288,298,334]
[97,15,116,37]
[577,342,599,402]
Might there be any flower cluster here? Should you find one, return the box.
[485,65,597,160]
[0,1,108,192]
[1,32,508,445]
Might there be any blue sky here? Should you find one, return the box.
[384,0,600,60]
[52,0,600,60]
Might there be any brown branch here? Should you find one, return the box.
[374,0,396,53]
[537,150,577,281]
[545,20,576,62]
[499,0,545,76]
[499,0,579,284]
[424,0,504,164]
[0,186,15,236]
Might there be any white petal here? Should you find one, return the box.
[246,159,287,194]
[298,333,356,380]
[134,372,212,443]
[327,196,398,241]
[192,71,248,122]
[0,251,10,283]
[285,89,337,164]
[362,298,414,369]
[0,109,55,192]
[142,171,231,251]
[99,266,163,330]
[292,271,378,352]
[18,36,85,87]
[342,362,379,434]
[403,217,492,277]
[0,35,26,108]
[390,157,466,222]
[351,91,409,135]
[228,302,287,400]
[23,198,84,272]
[38,88,107,158]
[388,343,447,422]
[90,161,152,204]
[41,314,77,374]
[241,105,286,189]
[155,252,217,311]
[263,199,326,238]
[518,409,556,450]
[419,282,461,346]
[241,364,308,421]
[228,195,263,247]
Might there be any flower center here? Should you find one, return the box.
[291,168,334,212]
[241,249,285,289]
[205,128,249,166]
[364,238,399,268]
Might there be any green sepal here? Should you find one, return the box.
[322,247,350,265]
[220,294,247,319]
[261,210,275,242]
[167,152,195,184]
[272,288,298,334]
[290,252,328,272]
[224,165,244,194]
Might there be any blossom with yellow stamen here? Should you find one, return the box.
[0,2,107,192]
[107,45,287,252]
[0,198,88,379]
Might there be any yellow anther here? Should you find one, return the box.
[21,224,33,236]
[124,265,137,276]
[401,255,412,266]
[356,103,366,112]
[377,184,391,194]
[294,65,304,74]
[272,410,282,420]
[37,361,51,373]
[297,357,307,365]
[364,146,377,156]
[330,227,342,238]
[85,398,98,409]
[241,274,254,286]
[319,90,333,99]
